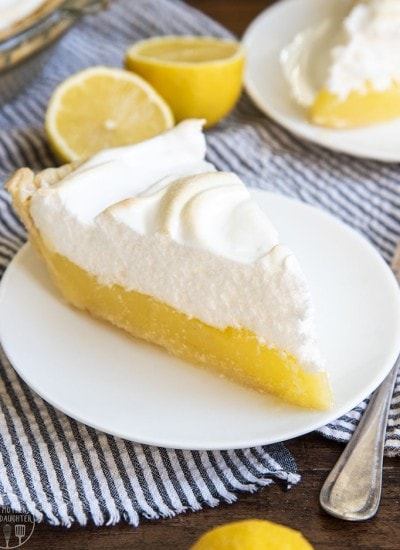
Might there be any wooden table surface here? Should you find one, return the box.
[25,1,400,548]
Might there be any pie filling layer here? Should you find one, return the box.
[39,238,332,411]
[311,83,400,129]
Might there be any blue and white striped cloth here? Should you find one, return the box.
[0,0,399,527]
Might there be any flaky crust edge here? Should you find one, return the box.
[5,162,83,259]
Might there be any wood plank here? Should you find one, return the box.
[185,0,267,36]
[28,435,400,548]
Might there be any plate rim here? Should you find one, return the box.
[1,189,400,450]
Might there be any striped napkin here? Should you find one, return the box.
[0,0,399,528]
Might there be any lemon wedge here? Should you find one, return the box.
[190,519,314,550]
[45,66,174,163]
[125,35,245,128]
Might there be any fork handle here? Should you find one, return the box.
[319,356,399,521]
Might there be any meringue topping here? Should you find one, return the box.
[108,171,279,263]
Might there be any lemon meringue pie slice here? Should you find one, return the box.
[6,120,332,410]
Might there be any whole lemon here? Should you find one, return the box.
[190,519,314,550]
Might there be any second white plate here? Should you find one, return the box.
[1,190,400,449]
[243,0,400,162]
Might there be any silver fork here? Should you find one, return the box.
[319,243,400,521]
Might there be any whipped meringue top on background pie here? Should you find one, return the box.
[324,0,400,99]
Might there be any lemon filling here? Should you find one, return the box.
[311,82,400,129]
[41,244,332,411]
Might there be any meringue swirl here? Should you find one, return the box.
[108,171,279,263]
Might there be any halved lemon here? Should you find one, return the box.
[45,66,174,163]
[190,519,314,550]
[125,35,245,128]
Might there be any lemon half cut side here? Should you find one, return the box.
[125,35,246,128]
[45,66,175,163]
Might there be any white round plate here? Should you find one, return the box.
[1,190,400,450]
[242,0,400,162]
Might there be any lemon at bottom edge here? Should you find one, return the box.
[189,519,314,550]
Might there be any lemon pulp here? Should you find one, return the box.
[45,66,174,163]
[136,38,239,63]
